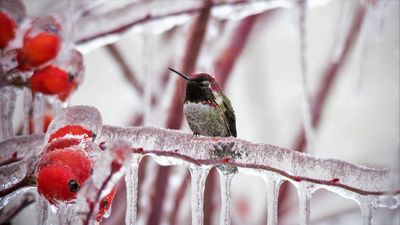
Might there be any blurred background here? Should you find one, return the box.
[5,0,400,224]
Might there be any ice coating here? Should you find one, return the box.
[0,0,26,23]
[76,1,198,52]
[189,165,211,225]
[0,105,399,224]
[45,105,102,143]
[54,49,85,86]
[298,183,313,225]
[0,134,42,194]
[359,196,376,225]
[0,191,34,223]
[219,172,234,225]
[262,174,283,225]
[0,86,17,140]
[0,133,43,159]
[22,88,32,135]
[100,125,398,195]
[76,139,132,224]
[125,154,142,225]
[211,0,291,21]
[32,93,45,134]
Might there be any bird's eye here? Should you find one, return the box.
[201,81,209,87]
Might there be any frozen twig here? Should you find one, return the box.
[0,125,399,216]
[106,44,144,95]
[0,175,36,198]
[76,0,274,48]
[98,125,399,197]
[0,192,35,224]
[0,152,22,167]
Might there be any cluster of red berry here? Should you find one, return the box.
[0,7,83,101]
[35,125,116,222]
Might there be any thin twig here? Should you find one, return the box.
[0,175,36,198]
[106,44,144,94]
[0,152,23,167]
[83,163,118,225]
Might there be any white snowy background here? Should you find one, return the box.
[9,0,399,224]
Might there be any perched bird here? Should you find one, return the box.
[169,68,236,138]
[169,68,238,173]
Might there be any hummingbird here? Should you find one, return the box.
[169,68,238,174]
[169,67,236,138]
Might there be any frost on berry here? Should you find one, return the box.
[48,125,94,143]
[45,106,102,144]
[19,16,62,69]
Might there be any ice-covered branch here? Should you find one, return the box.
[99,125,399,198]
[75,0,294,52]
[0,123,399,224]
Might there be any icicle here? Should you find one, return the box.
[22,88,33,135]
[36,194,49,225]
[125,155,142,225]
[32,93,45,134]
[0,87,17,140]
[57,203,78,225]
[297,183,312,225]
[48,96,67,117]
[262,174,283,225]
[219,171,234,225]
[136,160,159,225]
[359,196,376,225]
[189,165,211,225]
[298,0,315,153]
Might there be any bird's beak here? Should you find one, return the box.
[169,68,190,81]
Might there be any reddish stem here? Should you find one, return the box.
[0,175,36,198]
[83,162,118,225]
[0,152,22,167]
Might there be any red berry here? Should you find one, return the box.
[37,165,83,204]
[96,186,117,222]
[29,65,74,96]
[37,149,93,204]
[21,32,60,68]
[0,11,16,49]
[44,138,82,153]
[38,149,92,182]
[48,125,94,143]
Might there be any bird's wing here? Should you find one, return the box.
[214,94,237,137]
